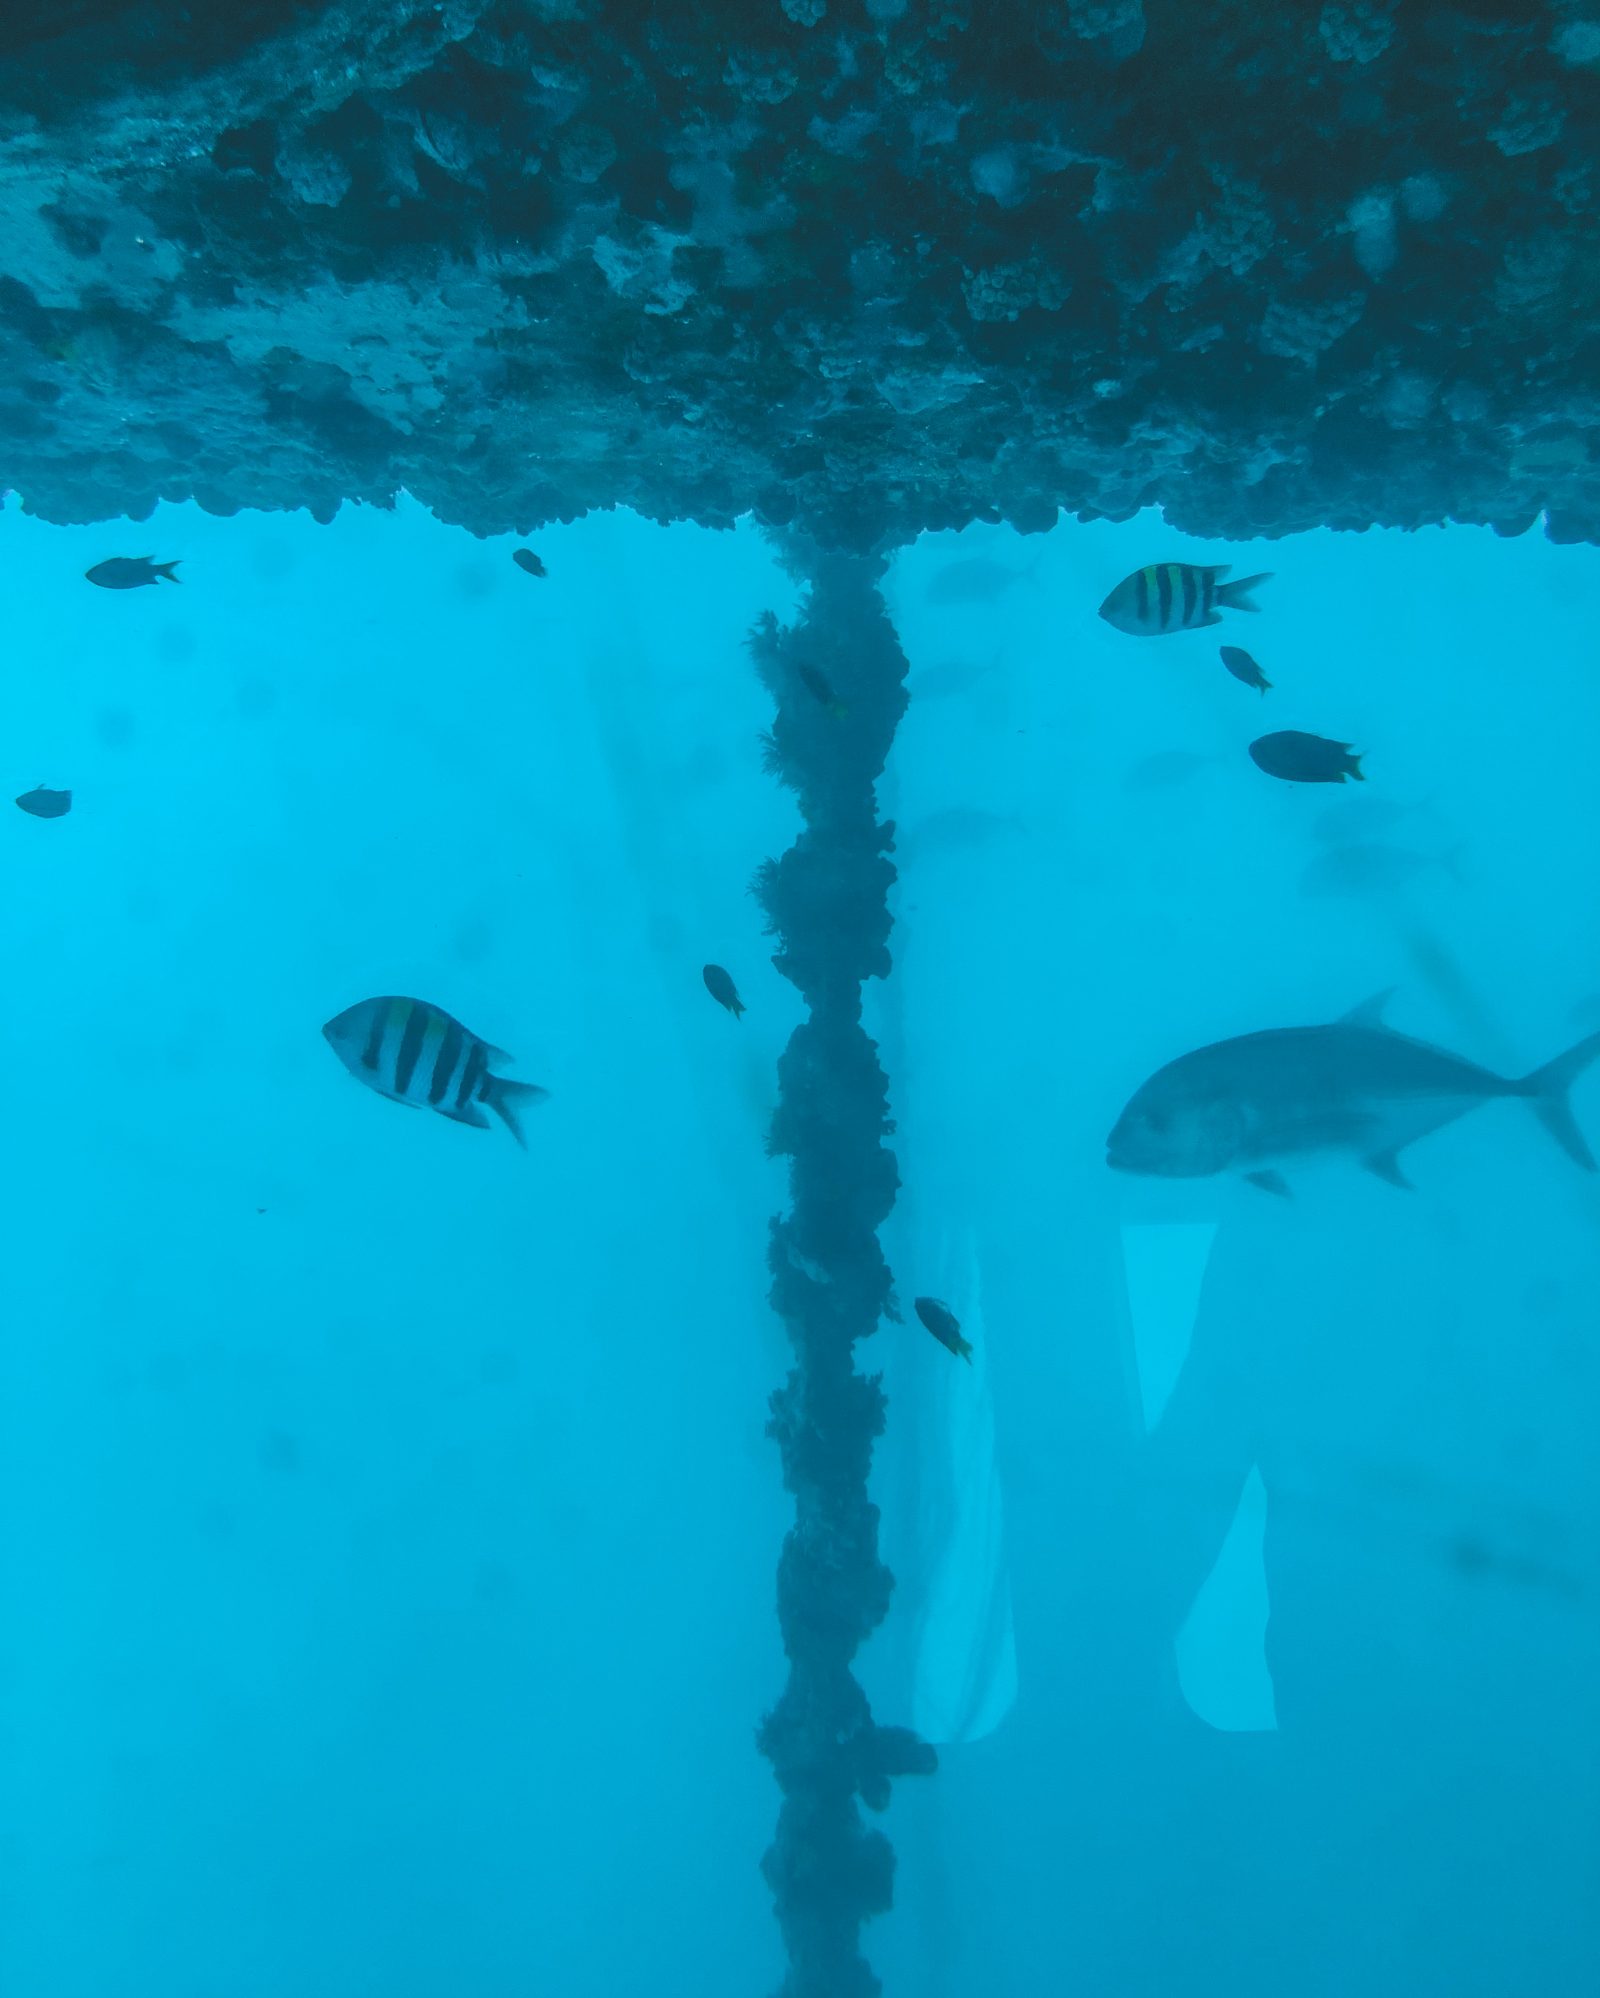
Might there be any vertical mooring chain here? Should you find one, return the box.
[751,547,937,1998]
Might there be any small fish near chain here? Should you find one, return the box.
[797,662,848,718]
[86,557,180,590]
[914,1296,973,1363]
[906,653,998,701]
[924,551,1043,605]
[703,964,746,1018]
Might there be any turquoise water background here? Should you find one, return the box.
[2,501,1596,1994]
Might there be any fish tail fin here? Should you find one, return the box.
[154,561,181,582]
[1518,1029,1600,1170]
[1346,753,1366,783]
[1216,571,1271,612]
[482,1075,550,1149]
[1258,673,1272,694]
[731,998,746,1019]
[957,1335,974,1364]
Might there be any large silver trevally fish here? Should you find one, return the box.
[1107,993,1600,1194]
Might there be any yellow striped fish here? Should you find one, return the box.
[1099,563,1272,637]
[322,996,549,1146]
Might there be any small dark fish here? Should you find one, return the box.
[1100,564,1270,637]
[86,557,180,590]
[1107,990,1600,1193]
[925,553,1041,605]
[1440,1531,1580,1598]
[1310,795,1433,845]
[783,1240,832,1287]
[897,807,1025,866]
[15,785,71,818]
[1249,730,1363,785]
[914,1296,973,1363]
[797,663,848,717]
[511,548,546,578]
[1121,749,1215,793]
[1299,842,1462,900]
[703,964,745,1018]
[1219,645,1271,694]
[323,996,548,1145]
[907,655,997,701]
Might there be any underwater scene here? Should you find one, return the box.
[2,8,1598,1998]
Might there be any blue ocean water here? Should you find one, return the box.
[1,499,1597,1996]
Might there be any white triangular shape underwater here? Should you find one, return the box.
[900,1228,1019,1746]
[1121,1221,1217,1430]
[1177,1466,1278,1732]
[1122,1222,1278,1733]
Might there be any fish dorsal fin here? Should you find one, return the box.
[1339,988,1396,1030]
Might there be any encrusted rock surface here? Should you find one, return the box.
[2,1,1598,546]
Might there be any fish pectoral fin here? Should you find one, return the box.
[1245,1169,1292,1197]
[1365,1149,1415,1190]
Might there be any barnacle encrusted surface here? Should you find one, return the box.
[2,1,1596,547]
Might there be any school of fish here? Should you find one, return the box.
[9,535,1590,1378]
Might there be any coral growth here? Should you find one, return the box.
[0,2,1595,545]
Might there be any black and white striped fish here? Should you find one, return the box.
[1099,563,1272,637]
[322,996,549,1146]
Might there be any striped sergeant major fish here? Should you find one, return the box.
[323,996,549,1146]
[1099,563,1272,637]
